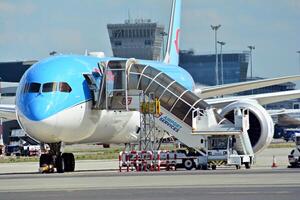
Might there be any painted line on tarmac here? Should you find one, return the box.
[2,167,300,179]
[0,184,300,193]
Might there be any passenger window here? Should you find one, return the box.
[42,82,57,93]
[59,82,72,93]
[28,83,41,93]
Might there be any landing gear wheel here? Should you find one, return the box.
[39,154,53,167]
[62,153,75,172]
[183,159,194,170]
[245,162,251,169]
[55,155,65,173]
[236,165,241,170]
[211,165,217,170]
[39,154,54,173]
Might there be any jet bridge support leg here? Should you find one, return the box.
[139,93,161,151]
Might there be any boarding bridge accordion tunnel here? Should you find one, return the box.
[87,60,253,155]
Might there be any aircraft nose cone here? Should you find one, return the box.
[25,96,54,121]
[18,95,60,142]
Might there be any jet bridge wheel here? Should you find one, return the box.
[183,159,195,170]
[211,165,217,170]
[245,162,251,169]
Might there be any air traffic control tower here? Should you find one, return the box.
[107,19,165,60]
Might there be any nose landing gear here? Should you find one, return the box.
[39,142,75,173]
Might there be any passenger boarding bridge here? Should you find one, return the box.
[83,59,254,156]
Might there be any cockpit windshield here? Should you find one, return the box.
[23,82,72,93]
[42,82,57,93]
[28,83,41,93]
[59,82,72,93]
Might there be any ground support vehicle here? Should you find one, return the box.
[119,135,254,172]
[284,129,300,142]
[288,133,300,167]
[197,135,254,170]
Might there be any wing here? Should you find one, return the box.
[0,104,16,120]
[195,75,300,99]
[273,114,300,127]
[205,89,300,109]
[268,109,300,116]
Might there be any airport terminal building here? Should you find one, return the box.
[107,19,164,61]
[0,61,36,147]
[179,50,249,85]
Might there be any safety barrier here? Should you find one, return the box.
[118,150,178,172]
[157,150,177,171]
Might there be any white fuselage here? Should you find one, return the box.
[17,101,140,144]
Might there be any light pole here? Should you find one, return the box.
[0,77,2,104]
[160,31,168,60]
[248,45,255,81]
[211,24,221,85]
[297,51,300,72]
[217,41,226,85]
[0,77,2,151]
[248,45,255,94]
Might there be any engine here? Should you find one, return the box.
[219,100,274,153]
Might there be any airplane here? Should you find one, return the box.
[1,0,300,173]
[276,114,300,127]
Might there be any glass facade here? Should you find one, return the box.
[0,61,35,82]
[178,50,300,110]
[179,50,249,86]
[107,19,164,61]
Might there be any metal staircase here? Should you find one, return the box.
[83,59,254,156]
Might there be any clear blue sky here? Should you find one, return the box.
[0,0,300,79]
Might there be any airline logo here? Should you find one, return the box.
[159,115,182,133]
[174,29,180,54]
[121,97,132,105]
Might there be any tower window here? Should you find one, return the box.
[115,41,122,46]
[145,40,153,45]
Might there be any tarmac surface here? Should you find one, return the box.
[0,169,300,200]
[0,147,299,200]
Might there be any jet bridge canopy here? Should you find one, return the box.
[128,64,216,127]
[96,60,252,156]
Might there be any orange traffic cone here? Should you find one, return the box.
[271,155,278,168]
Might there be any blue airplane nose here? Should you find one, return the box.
[24,94,55,121]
